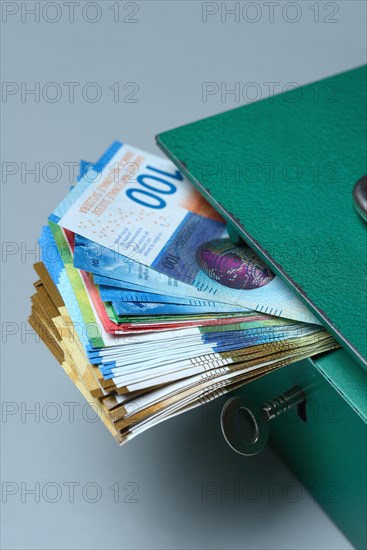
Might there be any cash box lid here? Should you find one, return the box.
[156,66,367,369]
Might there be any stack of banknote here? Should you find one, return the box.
[29,141,339,444]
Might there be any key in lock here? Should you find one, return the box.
[221,386,306,456]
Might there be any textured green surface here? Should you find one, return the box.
[157,66,367,368]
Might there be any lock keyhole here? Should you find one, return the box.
[297,400,307,423]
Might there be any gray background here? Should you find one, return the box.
[1,1,366,549]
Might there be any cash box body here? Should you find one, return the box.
[156,66,367,548]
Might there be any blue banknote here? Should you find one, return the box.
[100,285,237,307]
[110,300,244,316]
[52,141,321,325]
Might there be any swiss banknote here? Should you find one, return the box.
[29,141,339,445]
[53,141,320,324]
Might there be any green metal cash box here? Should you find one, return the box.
[156,66,367,549]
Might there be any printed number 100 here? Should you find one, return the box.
[162,254,180,270]
[126,165,183,209]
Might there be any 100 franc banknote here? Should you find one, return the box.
[52,141,319,324]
